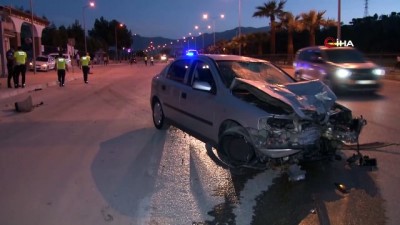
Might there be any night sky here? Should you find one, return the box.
[4,0,400,39]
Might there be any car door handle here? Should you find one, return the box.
[181,92,187,99]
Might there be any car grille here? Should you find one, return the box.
[349,69,377,80]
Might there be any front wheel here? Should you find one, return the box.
[152,99,169,130]
[218,126,256,167]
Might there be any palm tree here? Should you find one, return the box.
[278,11,302,62]
[253,0,286,54]
[246,32,270,56]
[300,10,337,46]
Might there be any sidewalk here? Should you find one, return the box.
[0,68,82,100]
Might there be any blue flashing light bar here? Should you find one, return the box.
[186,49,198,56]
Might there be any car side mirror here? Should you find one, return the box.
[193,80,212,92]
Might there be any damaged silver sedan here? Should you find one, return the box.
[150,54,366,169]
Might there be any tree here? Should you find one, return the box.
[246,32,269,56]
[278,12,302,62]
[300,10,336,46]
[67,20,85,52]
[88,17,133,56]
[253,0,286,54]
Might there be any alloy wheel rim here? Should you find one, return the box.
[153,102,163,125]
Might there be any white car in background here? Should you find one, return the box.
[29,55,56,72]
[48,53,73,68]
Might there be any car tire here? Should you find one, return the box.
[152,99,169,130]
[218,126,255,167]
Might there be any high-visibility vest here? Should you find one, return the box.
[81,56,90,66]
[57,58,67,70]
[14,50,27,65]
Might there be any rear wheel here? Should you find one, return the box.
[218,126,255,167]
[152,99,169,130]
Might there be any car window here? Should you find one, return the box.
[192,61,214,84]
[36,56,48,62]
[297,50,308,61]
[324,49,367,63]
[217,61,294,88]
[166,59,191,83]
[298,50,321,62]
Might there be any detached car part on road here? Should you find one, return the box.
[150,54,367,169]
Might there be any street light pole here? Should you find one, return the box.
[238,0,242,55]
[115,23,123,62]
[29,0,36,74]
[195,25,210,53]
[203,13,224,49]
[82,1,95,54]
[337,0,341,40]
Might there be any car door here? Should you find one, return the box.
[178,59,218,141]
[159,59,192,124]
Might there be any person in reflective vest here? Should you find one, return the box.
[80,53,91,83]
[55,52,69,87]
[13,46,27,88]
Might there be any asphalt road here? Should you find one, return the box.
[0,62,399,225]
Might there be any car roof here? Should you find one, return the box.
[177,54,269,63]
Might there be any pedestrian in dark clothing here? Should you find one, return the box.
[55,52,68,87]
[13,46,27,88]
[6,47,15,88]
[75,53,81,69]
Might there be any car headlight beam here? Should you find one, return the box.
[335,69,351,79]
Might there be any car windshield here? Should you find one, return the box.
[36,56,49,62]
[325,49,367,63]
[216,61,294,88]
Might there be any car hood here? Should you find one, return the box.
[35,61,49,65]
[330,61,377,69]
[230,78,337,119]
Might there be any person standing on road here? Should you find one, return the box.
[144,56,148,66]
[150,56,154,66]
[75,53,81,69]
[104,54,108,65]
[80,53,91,84]
[55,52,69,87]
[13,46,27,88]
[6,47,15,88]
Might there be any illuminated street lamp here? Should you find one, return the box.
[203,13,225,48]
[115,23,124,62]
[82,1,95,54]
